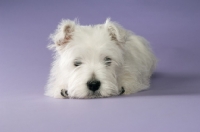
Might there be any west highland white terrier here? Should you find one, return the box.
[45,18,156,99]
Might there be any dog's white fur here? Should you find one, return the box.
[45,19,156,99]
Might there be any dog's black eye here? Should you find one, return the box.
[74,61,82,67]
[104,56,112,66]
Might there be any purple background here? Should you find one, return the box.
[1,0,200,132]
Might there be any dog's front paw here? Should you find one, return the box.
[120,87,125,95]
[61,89,68,98]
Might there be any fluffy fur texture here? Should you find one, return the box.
[45,18,156,99]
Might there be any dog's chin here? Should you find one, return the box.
[70,94,116,99]
[68,92,113,99]
[61,88,124,99]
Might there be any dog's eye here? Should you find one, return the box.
[74,61,82,67]
[104,56,112,66]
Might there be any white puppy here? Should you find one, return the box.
[45,19,156,99]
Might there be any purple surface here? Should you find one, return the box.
[1,0,200,132]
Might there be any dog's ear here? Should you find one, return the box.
[48,19,77,51]
[104,18,128,44]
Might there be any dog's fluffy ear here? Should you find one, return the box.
[104,18,128,44]
[48,19,77,51]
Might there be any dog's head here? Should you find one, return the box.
[49,19,128,98]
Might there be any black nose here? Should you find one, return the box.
[87,80,101,92]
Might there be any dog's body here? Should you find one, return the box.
[45,19,156,99]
